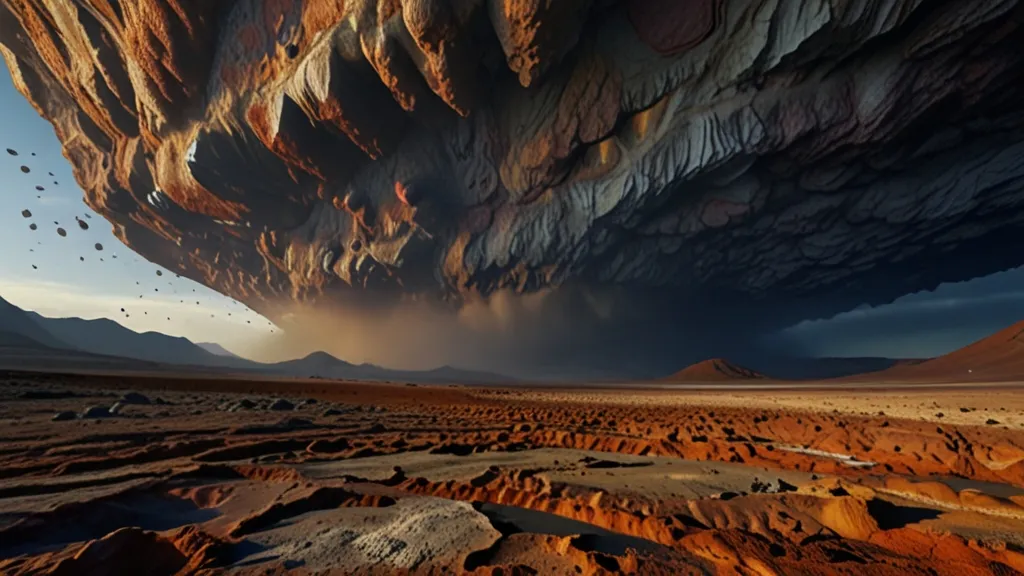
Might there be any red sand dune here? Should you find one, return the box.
[662,358,765,382]
[875,320,1024,382]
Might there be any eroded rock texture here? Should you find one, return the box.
[3,0,1024,365]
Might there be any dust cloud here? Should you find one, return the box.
[233,287,649,377]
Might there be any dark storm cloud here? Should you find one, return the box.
[779,267,1024,358]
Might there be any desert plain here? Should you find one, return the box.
[2,361,1024,576]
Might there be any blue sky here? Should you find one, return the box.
[2,60,1023,362]
[0,64,272,353]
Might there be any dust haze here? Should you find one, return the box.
[234,286,692,378]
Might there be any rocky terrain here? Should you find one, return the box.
[3,1,1024,368]
[1,368,1024,575]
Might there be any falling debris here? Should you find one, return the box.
[120,308,125,312]
[56,227,67,237]
[48,172,53,176]
[21,209,31,218]
[19,166,30,173]
[77,219,89,230]
[29,223,37,231]
[156,270,163,276]
[6,148,17,156]
[35,185,44,191]
[94,243,103,251]
[31,265,37,270]
[79,257,84,261]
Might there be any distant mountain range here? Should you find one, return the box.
[197,342,240,358]
[0,295,510,385]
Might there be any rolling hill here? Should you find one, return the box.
[662,358,766,382]
[869,320,1024,382]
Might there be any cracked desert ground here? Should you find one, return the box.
[2,370,1024,575]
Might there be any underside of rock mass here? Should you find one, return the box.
[3,0,1024,370]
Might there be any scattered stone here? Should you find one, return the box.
[986,419,1000,425]
[321,408,343,417]
[269,399,295,411]
[777,479,798,493]
[21,209,31,218]
[120,392,151,405]
[52,411,76,421]
[277,417,315,430]
[82,405,111,419]
[229,398,257,411]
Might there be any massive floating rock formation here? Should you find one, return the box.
[3,0,1024,369]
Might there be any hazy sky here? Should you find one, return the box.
[1,62,1022,363]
